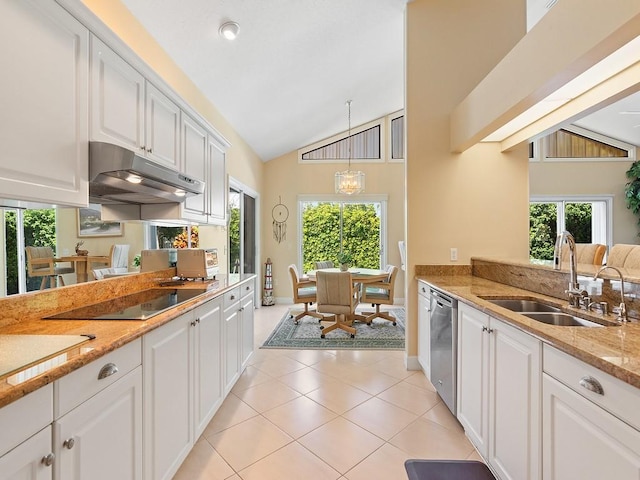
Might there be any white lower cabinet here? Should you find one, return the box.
[193,297,224,439]
[54,368,143,480]
[0,426,53,480]
[240,281,255,369]
[417,281,431,378]
[52,339,142,480]
[223,287,241,395]
[143,295,224,480]
[543,346,640,479]
[457,303,541,480]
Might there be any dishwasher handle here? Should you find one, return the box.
[431,289,453,309]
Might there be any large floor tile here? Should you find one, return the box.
[422,400,464,432]
[206,416,293,471]
[343,443,411,480]
[230,365,274,393]
[202,393,259,438]
[339,364,401,395]
[298,417,385,474]
[251,355,307,377]
[282,348,337,366]
[173,438,235,480]
[377,381,441,415]
[262,395,338,439]
[233,379,301,413]
[238,441,341,480]
[403,371,437,392]
[343,396,418,440]
[278,366,337,395]
[306,379,372,414]
[389,417,475,460]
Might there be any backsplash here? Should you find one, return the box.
[471,258,640,321]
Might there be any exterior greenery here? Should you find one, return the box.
[529,202,592,260]
[5,209,57,293]
[625,160,640,234]
[301,202,380,273]
[229,206,240,273]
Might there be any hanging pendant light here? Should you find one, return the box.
[335,100,365,195]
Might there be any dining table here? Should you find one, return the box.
[59,255,110,282]
[305,267,389,284]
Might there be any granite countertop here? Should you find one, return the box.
[0,272,256,408]
[417,273,640,389]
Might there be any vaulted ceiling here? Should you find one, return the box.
[120,0,407,161]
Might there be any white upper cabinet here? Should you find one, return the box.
[0,0,89,207]
[90,36,181,170]
[208,138,227,224]
[181,113,210,222]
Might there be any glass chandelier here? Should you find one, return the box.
[335,100,365,195]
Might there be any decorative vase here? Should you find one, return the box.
[340,263,349,272]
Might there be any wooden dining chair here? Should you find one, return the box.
[288,264,324,324]
[314,261,334,269]
[316,270,358,338]
[361,265,399,325]
[25,246,75,289]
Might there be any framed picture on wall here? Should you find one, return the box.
[77,207,124,237]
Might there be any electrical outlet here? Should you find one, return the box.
[450,248,458,262]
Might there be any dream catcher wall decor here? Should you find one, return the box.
[272,196,288,244]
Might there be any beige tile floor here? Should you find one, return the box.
[174,304,482,480]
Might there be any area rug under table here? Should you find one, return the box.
[261,307,405,350]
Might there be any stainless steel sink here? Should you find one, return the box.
[486,298,561,313]
[522,312,604,328]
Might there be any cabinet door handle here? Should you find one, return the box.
[191,320,197,327]
[63,438,75,450]
[482,326,488,332]
[41,453,55,467]
[97,363,119,380]
[579,375,604,395]
[147,148,153,154]
[230,295,235,300]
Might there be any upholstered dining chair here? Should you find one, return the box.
[560,243,607,266]
[25,246,75,289]
[361,265,399,325]
[315,261,334,269]
[315,270,358,338]
[108,244,130,273]
[288,264,324,324]
[607,244,640,269]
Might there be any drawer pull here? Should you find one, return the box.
[230,295,235,300]
[579,375,604,395]
[63,438,75,449]
[41,453,55,467]
[98,363,119,380]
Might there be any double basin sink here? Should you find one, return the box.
[484,298,606,328]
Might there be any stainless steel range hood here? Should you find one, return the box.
[89,142,205,205]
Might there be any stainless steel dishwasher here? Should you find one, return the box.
[430,288,458,414]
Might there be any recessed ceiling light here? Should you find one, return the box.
[219,21,240,40]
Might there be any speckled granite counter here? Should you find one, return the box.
[417,269,640,389]
[0,270,256,408]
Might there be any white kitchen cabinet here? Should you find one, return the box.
[0,384,54,480]
[90,36,181,170]
[143,311,193,480]
[457,303,541,480]
[181,113,210,222]
[417,281,431,378]
[543,345,640,479]
[54,368,142,480]
[0,427,53,480]
[143,294,227,479]
[193,297,224,439]
[223,287,241,395]
[207,138,227,224]
[0,0,89,207]
[240,281,255,369]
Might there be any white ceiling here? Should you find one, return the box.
[574,92,640,147]
[120,0,407,161]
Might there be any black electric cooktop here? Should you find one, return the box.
[46,288,208,320]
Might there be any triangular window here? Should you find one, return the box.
[301,125,380,161]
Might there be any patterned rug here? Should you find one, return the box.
[261,307,405,350]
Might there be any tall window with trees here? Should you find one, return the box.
[299,199,384,273]
[529,197,611,260]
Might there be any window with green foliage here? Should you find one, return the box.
[300,200,383,273]
[3,208,57,294]
[529,198,610,260]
